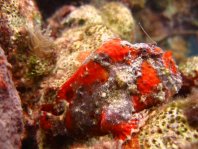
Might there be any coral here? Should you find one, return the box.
[18,0,42,25]
[40,39,182,147]
[100,2,135,41]
[62,5,103,27]
[179,56,198,94]
[0,47,23,149]
[0,0,42,50]
[179,56,198,80]
[0,0,21,49]
[0,0,23,33]
[61,2,135,41]
[0,0,51,89]
[56,24,117,56]
[124,92,198,149]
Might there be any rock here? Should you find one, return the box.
[0,47,23,149]
[0,0,55,104]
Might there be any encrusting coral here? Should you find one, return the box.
[124,90,198,149]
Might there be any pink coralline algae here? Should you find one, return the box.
[40,39,182,145]
[0,47,23,149]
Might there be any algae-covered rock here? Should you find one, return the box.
[9,25,55,89]
[0,0,23,50]
[62,5,103,27]
[178,56,198,95]
[56,24,117,55]
[18,0,42,25]
[0,0,51,88]
[0,0,42,50]
[179,56,198,80]
[100,2,135,41]
[61,2,135,42]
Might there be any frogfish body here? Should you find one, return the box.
[40,39,182,145]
